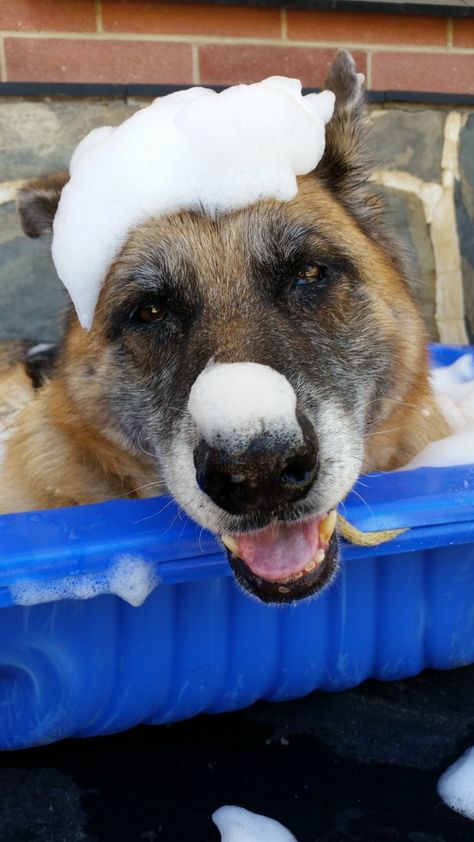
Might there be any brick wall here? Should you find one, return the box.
[0,1,472,93]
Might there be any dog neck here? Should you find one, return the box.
[0,376,160,514]
[363,366,449,472]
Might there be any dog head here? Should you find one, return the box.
[17,51,426,603]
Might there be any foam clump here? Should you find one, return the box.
[188,362,298,448]
[9,554,159,608]
[402,353,474,470]
[52,79,335,330]
[213,806,298,842]
[431,352,474,407]
[438,745,474,820]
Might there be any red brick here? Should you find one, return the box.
[371,51,474,94]
[102,1,281,38]
[287,10,447,46]
[0,0,96,32]
[452,20,474,49]
[199,45,367,87]
[5,37,193,84]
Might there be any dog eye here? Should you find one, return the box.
[292,263,326,287]
[136,303,167,323]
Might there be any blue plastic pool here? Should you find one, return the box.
[0,344,473,749]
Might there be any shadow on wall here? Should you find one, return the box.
[0,97,472,344]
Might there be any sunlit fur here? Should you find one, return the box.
[0,51,448,522]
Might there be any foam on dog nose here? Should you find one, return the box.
[188,362,300,450]
[51,78,335,329]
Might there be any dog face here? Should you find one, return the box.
[17,52,426,602]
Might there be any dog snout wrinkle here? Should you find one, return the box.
[193,429,318,515]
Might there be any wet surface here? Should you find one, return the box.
[1,666,474,841]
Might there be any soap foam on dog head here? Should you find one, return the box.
[51,79,335,330]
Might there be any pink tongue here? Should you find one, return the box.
[234,517,322,582]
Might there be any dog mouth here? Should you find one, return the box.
[221,510,338,603]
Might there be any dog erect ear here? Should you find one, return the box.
[317,51,375,216]
[17,170,69,238]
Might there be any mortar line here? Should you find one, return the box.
[375,161,468,345]
[281,9,288,40]
[0,37,7,82]
[0,30,473,54]
[95,0,103,33]
[0,178,27,205]
[192,43,200,85]
[434,111,468,344]
[366,51,372,89]
[446,18,453,49]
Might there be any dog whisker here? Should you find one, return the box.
[363,427,406,437]
[132,494,177,524]
[348,487,376,520]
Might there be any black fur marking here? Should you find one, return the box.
[16,171,69,239]
[250,221,360,301]
[24,344,58,389]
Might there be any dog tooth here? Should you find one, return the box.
[305,560,317,572]
[278,586,290,594]
[320,510,337,545]
[221,535,238,555]
[314,549,326,565]
[292,571,304,580]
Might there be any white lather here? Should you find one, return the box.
[51,78,335,330]
[188,361,301,450]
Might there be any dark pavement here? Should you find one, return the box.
[1,665,474,842]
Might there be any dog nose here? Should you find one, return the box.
[193,427,318,515]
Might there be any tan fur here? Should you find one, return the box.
[0,50,450,515]
[0,174,448,515]
[292,179,449,471]
[0,343,36,481]
[1,370,159,514]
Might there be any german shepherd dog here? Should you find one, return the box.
[0,52,447,602]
